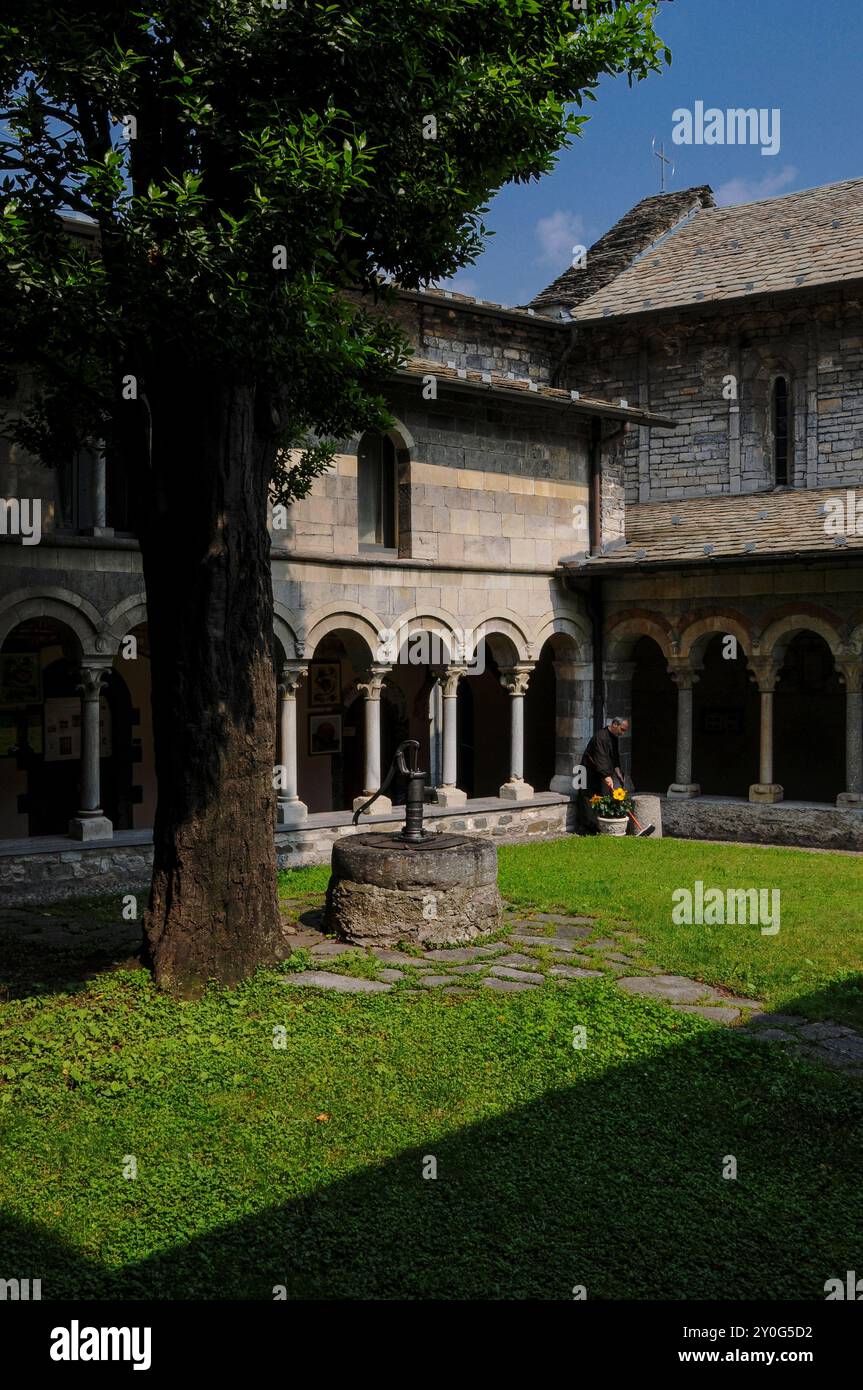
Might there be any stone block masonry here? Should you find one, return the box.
[0,797,576,905]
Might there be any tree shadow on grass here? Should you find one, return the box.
[3,981,862,1302]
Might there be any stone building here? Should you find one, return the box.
[2,177,862,899]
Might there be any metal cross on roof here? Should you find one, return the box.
[652,138,674,193]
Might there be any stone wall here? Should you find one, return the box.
[0,796,576,904]
[368,293,562,385]
[572,292,863,502]
[662,795,863,852]
[277,386,591,570]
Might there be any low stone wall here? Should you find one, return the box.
[0,796,576,905]
[661,796,863,852]
[0,843,154,906]
[276,796,576,870]
[5,794,855,907]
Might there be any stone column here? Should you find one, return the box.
[68,661,114,841]
[499,664,535,800]
[550,658,592,795]
[84,447,114,538]
[276,662,308,827]
[436,665,468,807]
[836,656,863,808]
[352,665,393,814]
[667,659,701,798]
[748,658,783,803]
[603,659,636,783]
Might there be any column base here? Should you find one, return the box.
[277,799,308,827]
[549,774,575,795]
[749,783,784,804]
[499,779,535,801]
[434,786,467,808]
[80,526,115,539]
[68,815,114,842]
[352,794,392,815]
[667,783,701,798]
[836,791,863,808]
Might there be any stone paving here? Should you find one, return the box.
[279,898,863,1078]
[2,894,862,1078]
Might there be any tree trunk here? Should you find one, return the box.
[137,367,282,996]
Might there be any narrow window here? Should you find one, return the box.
[357,431,396,549]
[772,376,790,486]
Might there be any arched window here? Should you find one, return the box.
[772,376,791,487]
[357,431,397,550]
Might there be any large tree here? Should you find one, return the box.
[0,1,669,995]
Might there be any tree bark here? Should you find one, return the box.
[136,365,282,996]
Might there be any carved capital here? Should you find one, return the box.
[499,664,535,697]
[748,657,782,693]
[76,663,111,700]
[836,657,863,695]
[666,658,700,690]
[278,661,308,699]
[356,664,392,701]
[439,665,468,699]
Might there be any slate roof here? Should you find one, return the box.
[533,178,863,323]
[394,357,676,427]
[528,187,715,315]
[565,487,863,571]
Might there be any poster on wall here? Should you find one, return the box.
[44,697,81,761]
[309,713,342,755]
[308,661,341,709]
[44,698,112,761]
[0,653,41,704]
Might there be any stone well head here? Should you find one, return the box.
[324,740,502,947]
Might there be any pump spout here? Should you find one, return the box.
[351,739,429,842]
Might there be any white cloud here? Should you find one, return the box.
[535,210,588,268]
[714,165,798,207]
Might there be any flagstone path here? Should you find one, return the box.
[2,895,861,1078]
[279,898,863,1078]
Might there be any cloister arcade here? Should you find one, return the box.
[0,589,590,841]
[0,585,860,846]
[618,611,861,807]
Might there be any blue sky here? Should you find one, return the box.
[441,0,863,307]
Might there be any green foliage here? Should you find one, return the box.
[0,0,671,483]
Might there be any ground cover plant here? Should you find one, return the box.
[0,838,860,1299]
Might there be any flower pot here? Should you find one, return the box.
[597,816,628,836]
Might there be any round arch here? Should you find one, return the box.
[104,593,148,645]
[756,613,843,663]
[0,588,102,655]
[532,611,592,661]
[606,613,676,663]
[273,603,302,664]
[304,602,383,661]
[678,614,754,665]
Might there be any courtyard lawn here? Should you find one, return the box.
[281,836,863,1030]
[0,835,861,1301]
[1,967,861,1300]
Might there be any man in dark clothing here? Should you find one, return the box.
[583,717,628,799]
[577,717,655,836]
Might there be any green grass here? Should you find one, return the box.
[1,967,861,1300]
[279,837,863,1027]
[0,836,860,1300]
[497,837,863,1028]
